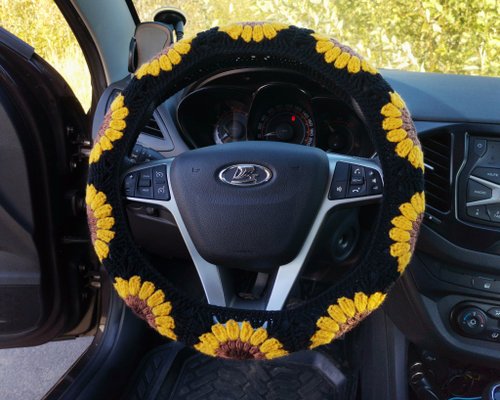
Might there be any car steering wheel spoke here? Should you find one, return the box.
[265,153,384,310]
[123,158,231,306]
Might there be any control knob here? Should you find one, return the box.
[456,307,487,335]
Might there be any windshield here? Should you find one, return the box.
[132,0,499,77]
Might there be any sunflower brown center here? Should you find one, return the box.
[409,215,423,253]
[330,38,363,59]
[124,296,157,329]
[86,206,97,244]
[402,108,419,146]
[97,111,112,141]
[337,311,370,337]
[215,339,266,360]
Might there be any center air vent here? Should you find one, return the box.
[420,132,452,213]
[141,115,163,139]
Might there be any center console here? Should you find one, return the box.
[383,122,500,399]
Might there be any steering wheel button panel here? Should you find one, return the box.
[139,168,153,181]
[138,178,151,187]
[153,183,170,200]
[137,186,153,198]
[350,166,365,185]
[467,180,492,202]
[351,166,364,177]
[329,181,348,199]
[329,162,382,200]
[368,184,382,195]
[124,167,171,200]
[347,183,367,197]
[153,165,167,184]
[366,168,383,194]
[350,176,364,185]
[328,161,349,199]
[152,165,170,200]
[123,173,137,197]
[332,161,350,181]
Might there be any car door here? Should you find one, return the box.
[0,27,98,348]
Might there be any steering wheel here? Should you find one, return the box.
[87,23,425,360]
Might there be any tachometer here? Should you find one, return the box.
[256,104,315,146]
[213,111,247,144]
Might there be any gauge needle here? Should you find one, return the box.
[263,129,288,137]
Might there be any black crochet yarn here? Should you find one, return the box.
[87,24,424,355]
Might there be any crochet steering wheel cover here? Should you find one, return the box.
[87,23,425,359]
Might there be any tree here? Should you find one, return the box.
[135,0,499,76]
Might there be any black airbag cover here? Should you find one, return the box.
[170,141,329,271]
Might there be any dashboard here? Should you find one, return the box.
[176,70,374,156]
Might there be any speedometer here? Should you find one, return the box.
[256,104,315,146]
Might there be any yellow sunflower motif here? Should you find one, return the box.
[89,94,128,164]
[114,276,177,340]
[310,292,386,349]
[194,319,288,360]
[311,33,377,75]
[86,184,115,261]
[381,92,424,170]
[135,37,193,80]
[219,22,289,42]
[389,191,425,274]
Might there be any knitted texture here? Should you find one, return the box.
[87,23,425,359]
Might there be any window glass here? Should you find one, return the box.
[133,0,499,77]
[0,0,92,111]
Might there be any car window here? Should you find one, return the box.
[0,0,92,111]
[132,0,499,78]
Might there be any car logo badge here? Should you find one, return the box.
[218,164,272,186]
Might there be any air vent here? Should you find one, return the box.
[141,115,163,139]
[420,132,452,213]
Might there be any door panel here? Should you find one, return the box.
[0,124,40,333]
[0,27,96,347]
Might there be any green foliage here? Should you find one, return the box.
[1,0,497,113]
[135,0,499,76]
[0,0,92,110]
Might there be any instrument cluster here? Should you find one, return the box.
[177,72,374,156]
